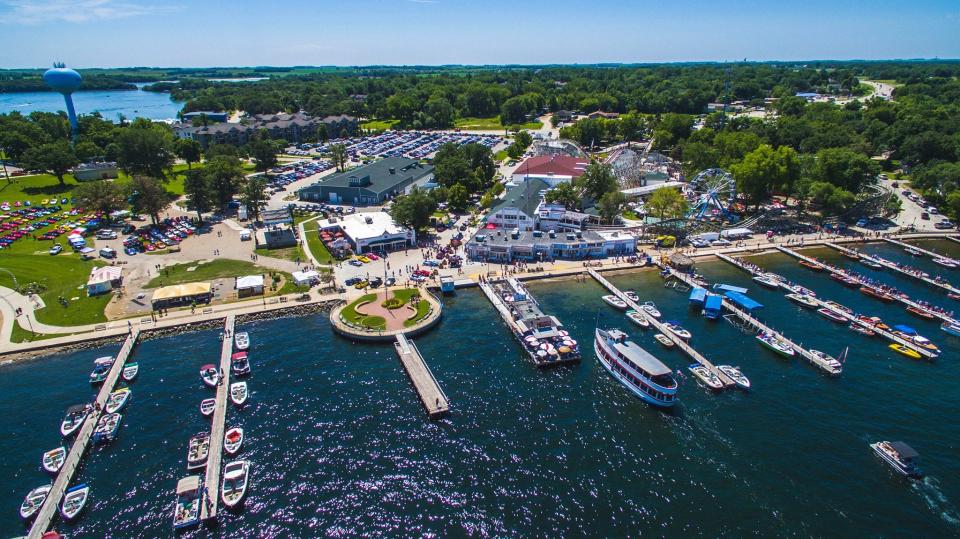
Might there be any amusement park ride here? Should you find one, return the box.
[686,168,739,223]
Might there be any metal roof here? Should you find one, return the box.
[724,291,764,311]
[614,340,672,377]
[176,476,201,494]
[889,441,919,459]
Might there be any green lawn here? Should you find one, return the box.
[494,150,509,162]
[455,116,542,131]
[146,259,286,288]
[255,244,306,263]
[392,288,431,327]
[341,293,386,330]
[0,251,113,326]
[302,219,335,264]
[361,119,400,131]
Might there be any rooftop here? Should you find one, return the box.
[514,155,590,178]
[301,157,433,196]
[326,211,409,241]
[613,339,672,376]
[491,178,551,217]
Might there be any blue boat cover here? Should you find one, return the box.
[689,287,707,305]
[724,291,764,311]
[893,324,917,335]
[713,283,749,294]
[704,294,723,312]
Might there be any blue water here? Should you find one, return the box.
[2,239,959,537]
[0,84,183,122]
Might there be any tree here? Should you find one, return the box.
[21,141,78,185]
[945,191,960,221]
[183,169,214,223]
[174,138,202,170]
[73,179,124,217]
[73,141,102,162]
[205,155,245,208]
[447,183,469,212]
[506,143,525,160]
[577,162,618,201]
[731,144,800,210]
[544,181,581,209]
[884,195,903,218]
[329,143,348,172]
[246,136,280,172]
[514,130,533,150]
[479,192,494,209]
[115,119,175,179]
[597,190,627,224]
[652,113,694,149]
[646,186,687,221]
[390,187,437,231]
[808,181,856,221]
[810,147,880,192]
[241,176,269,221]
[126,176,168,224]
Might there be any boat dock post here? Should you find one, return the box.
[27,328,141,539]
[394,334,450,419]
[200,314,235,522]
[585,268,736,388]
[822,242,960,296]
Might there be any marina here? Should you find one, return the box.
[823,242,960,297]
[883,237,958,262]
[393,334,450,419]
[200,314,236,522]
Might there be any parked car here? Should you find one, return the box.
[348,259,363,267]
[99,247,117,259]
[928,206,939,214]
[934,220,954,229]
[48,244,62,255]
[920,212,930,220]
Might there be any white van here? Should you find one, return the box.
[99,247,117,259]
[239,230,251,241]
[928,206,938,214]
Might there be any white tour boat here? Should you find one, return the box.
[594,328,678,407]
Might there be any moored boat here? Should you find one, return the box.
[60,483,89,521]
[717,365,750,390]
[231,351,251,377]
[186,432,210,470]
[601,294,628,310]
[903,246,923,257]
[663,321,692,340]
[105,387,131,413]
[200,364,220,388]
[224,427,244,456]
[640,301,661,319]
[594,328,678,407]
[200,398,216,417]
[42,446,67,474]
[752,273,781,289]
[860,257,884,269]
[860,286,895,302]
[122,362,138,382]
[625,309,650,328]
[889,343,922,360]
[906,305,936,320]
[230,382,248,406]
[93,412,121,443]
[858,315,890,330]
[830,273,860,287]
[842,250,860,260]
[89,361,111,385]
[234,331,250,350]
[19,484,51,520]
[825,301,853,314]
[817,307,847,323]
[941,321,960,337]
[785,293,818,309]
[172,476,204,529]
[654,333,674,347]
[849,323,876,337]
[799,260,824,271]
[808,349,843,375]
[756,331,795,357]
[932,257,958,269]
[624,290,640,302]
[870,441,923,478]
[60,404,89,437]
[221,460,250,508]
[688,363,724,390]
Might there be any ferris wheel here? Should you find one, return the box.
[686,168,737,221]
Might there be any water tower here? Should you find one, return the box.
[43,62,82,141]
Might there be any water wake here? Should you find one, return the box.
[913,476,960,527]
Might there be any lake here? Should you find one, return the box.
[0,84,184,122]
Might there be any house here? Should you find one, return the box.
[254,208,296,248]
[587,111,620,120]
[535,202,591,232]
[73,162,118,181]
[485,179,551,231]
[511,155,590,187]
[319,211,414,254]
[173,111,357,147]
[552,110,574,123]
[86,266,122,296]
[298,157,434,206]
[236,275,264,298]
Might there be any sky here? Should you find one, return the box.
[0,0,958,68]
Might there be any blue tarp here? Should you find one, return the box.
[893,324,917,335]
[724,291,764,312]
[713,283,749,294]
[703,295,723,319]
[689,287,706,305]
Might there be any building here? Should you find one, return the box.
[151,282,213,309]
[298,157,434,206]
[236,275,265,298]
[535,202,591,232]
[465,228,636,263]
[552,110,574,123]
[86,266,122,296]
[586,111,620,120]
[485,179,550,231]
[182,111,229,123]
[511,155,589,187]
[319,212,415,254]
[174,112,357,147]
[253,208,297,248]
[73,162,118,181]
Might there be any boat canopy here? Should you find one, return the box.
[893,325,917,335]
[612,339,673,376]
[724,291,764,312]
[689,287,706,305]
[704,294,723,313]
[889,441,919,460]
[230,352,248,361]
[713,283,748,294]
[66,404,87,414]
[176,476,201,494]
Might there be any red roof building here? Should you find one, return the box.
[510,155,590,186]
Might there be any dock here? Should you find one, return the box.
[28,329,140,539]
[717,253,937,360]
[200,314,235,522]
[883,237,957,260]
[948,236,960,246]
[822,242,960,296]
[775,245,959,326]
[586,268,736,388]
[394,334,450,419]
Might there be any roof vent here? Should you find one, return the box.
[365,216,373,224]
[389,167,396,174]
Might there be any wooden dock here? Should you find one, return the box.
[883,237,957,260]
[28,329,140,539]
[586,268,736,388]
[394,334,449,419]
[200,314,235,522]
[822,242,960,296]
[948,236,960,246]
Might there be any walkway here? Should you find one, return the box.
[822,242,960,296]
[201,314,235,522]
[883,237,958,261]
[394,334,449,419]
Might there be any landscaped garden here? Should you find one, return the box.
[339,288,433,331]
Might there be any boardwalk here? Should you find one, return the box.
[394,334,450,419]
[822,242,960,296]
[201,314,235,522]
[883,237,957,260]
[28,329,140,539]
[586,268,736,388]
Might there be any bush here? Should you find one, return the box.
[381,297,405,309]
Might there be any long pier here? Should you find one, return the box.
[585,268,736,388]
[28,329,141,539]
[201,314,235,522]
[717,253,937,360]
[822,242,960,296]
[394,334,449,419]
[775,245,958,326]
[948,236,960,246]
[883,237,957,261]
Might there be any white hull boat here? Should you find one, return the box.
[809,349,843,376]
[785,293,818,309]
[601,294,628,310]
[122,362,138,382]
[756,332,795,357]
[200,364,220,388]
[60,405,89,437]
[93,412,121,443]
[187,432,210,471]
[654,333,674,347]
[594,328,678,407]
[688,363,724,390]
[60,483,89,521]
[224,427,244,456]
[752,273,781,289]
[871,441,923,478]
[173,476,203,529]
[625,310,650,328]
[19,484,51,520]
[717,365,751,390]
[42,446,67,474]
[200,398,216,417]
[641,302,661,319]
[932,257,958,269]
[230,382,248,406]
[221,460,250,508]
[234,332,250,350]
[105,387,131,413]
[663,322,692,340]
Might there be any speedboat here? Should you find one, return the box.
[594,328,678,407]
[889,343,922,360]
[932,257,958,269]
[60,483,89,521]
[941,321,960,337]
[640,301,661,319]
[860,286,895,302]
[19,484,51,520]
[825,301,852,314]
[752,273,781,289]
[809,349,843,376]
[799,260,824,271]
[234,331,250,350]
[756,332,795,357]
[858,315,890,330]
[230,382,248,406]
[601,294,628,310]
[841,250,860,260]
[200,398,216,417]
[221,460,250,508]
[906,306,936,320]
[42,446,67,474]
[625,310,650,328]
[903,246,923,257]
[89,358,112,385]
[231,352,251,377]
[624,290,640,302]
[93,412,121,443]
[105,387,131,413]
[187,432,210,470]
[172,476,204,529]
[830,273,860,287]
[717,365,750,390]
[663,321,692,340]
[870,441,923,478]
[688,363,724,390]
[850,323,876,337]
[224,427,244,456]
[817,307,847,323]
[200,364,220,388]
[122,362,138,382]
[785,293,818,309]
[60,404,89,437]
[654,333,674,347]
[860,257,884,269]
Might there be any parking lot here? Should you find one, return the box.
[285,131,503,161]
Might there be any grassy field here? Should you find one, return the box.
[454,116,542,131]
[255,244,306,263]
[0,251,113,326]
[361,119,400,131]
[301,219,335,264]
[340,293,386,330]
[147,259,282,288]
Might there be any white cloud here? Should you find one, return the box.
[2,0,181,24]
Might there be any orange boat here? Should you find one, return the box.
[799,260,824,271]
[860,286,895,302]
[857,315,890,330]
[907,306,936,320]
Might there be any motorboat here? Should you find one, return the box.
[224,427,244,456]
[785,293,818,309]
[841,250,860,260]
[200,398,216,417]
[231,351,251,377]
[186,432,210,470]
[781,282,817,297]
[122,362,138,382]
[830,273,860,287]
[624,290,640,302]
[860,286,895,302]
[625,310,650,328]
[594,328,678,407]
[60,404,89,437]
[858,315,890,330]
[903,246,923,257]
[941,321,960,337]
[752,273,781,289]
[799,260,824,271]
[817,307,847,323]
[105,387,131,414]
[234,331,250,350]
[889,343,922,360]
[200,364,220,388]
[860,257,884,269]
[756,332,795,357]
[640,301,662,319]
[717,365,750,390]
[663,321,692,340]
[221,460,250,509]
[654,333,674,347]
[60,483,89,521]
[932,257,958,269]
[906,306,936,320]
[42,446,67,474]
[601,294,628,310]
[89,362,111,385]
[870,441,923,478]
[19,484,51,520]
[850,323,876,337]
[825,301,853,314]
[688,363,724,390]
[172,476,204,529]
[93,412,121,443]
[809,349,843,376]
[230,382,248,406]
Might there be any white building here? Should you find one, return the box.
[86,266,122,296]
[320,212,415,254]
[236,274,265,297]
